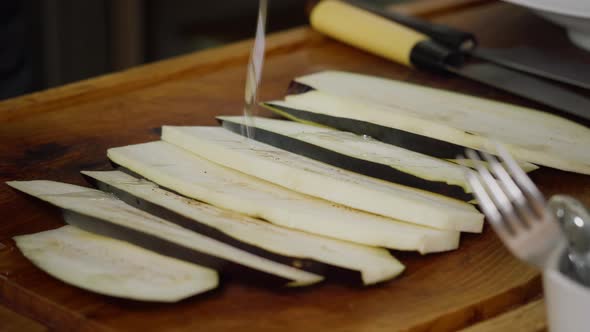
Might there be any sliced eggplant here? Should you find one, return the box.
[107,141,461,253]
[275,71,590,175]
[161,126,483,232]
[82,170,405,285]
[263,101,538,173]
[264,99,467,158]
[218,115,474,201]
[14,225,218,302]
[265,99,540,175]
[7,180,323,287]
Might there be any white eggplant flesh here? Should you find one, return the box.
[82,170,405,285]
[161,126,483,232]
[14,226,218,302]
[107,141,461,253]
[218,115,475,199]
[7,180,323,287]
[289,71,590,175]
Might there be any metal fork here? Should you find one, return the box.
[461,144,562,268]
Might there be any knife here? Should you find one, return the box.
[243,0,268,140]
[344,0,590,91]
[308,0,590,123]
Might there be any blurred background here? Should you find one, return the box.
[0,0,401,101]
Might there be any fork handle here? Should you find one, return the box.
[515,217,563,269]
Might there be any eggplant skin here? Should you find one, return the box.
[84,172,366,284]
[287,72,590,175]
[287,81,315,95]
[219,118,473,202]
[62,209,300,287]
[263,100,467,159]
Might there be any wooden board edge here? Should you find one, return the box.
[0,27,323,122]
[409,274,542,332]
[457,298,546,332]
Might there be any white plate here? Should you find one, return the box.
[503,0,590,52]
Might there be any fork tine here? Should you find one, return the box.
[494,143,546,218]
[479,151,524,204]
[465,149,523,233]
[479,150,537,227]
[461,159,514,237]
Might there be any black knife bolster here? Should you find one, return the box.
[410,40,464,73]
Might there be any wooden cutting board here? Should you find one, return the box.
[1,2,589,331]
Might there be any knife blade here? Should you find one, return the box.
[308,0,590,123]
[243,0,268,140]
[344,0,590,90]
[474,46,590,90]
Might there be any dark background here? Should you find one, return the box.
[0,0,399,101]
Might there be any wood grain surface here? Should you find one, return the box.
[1,1,589,331]
[0,304,48,332]
[458,299,546,332]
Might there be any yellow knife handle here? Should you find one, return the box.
[309,0,462,71]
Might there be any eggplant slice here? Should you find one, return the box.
[161,126,483,232]
[82,170,405,285]
[14,225,218,302]
[218,115,473,201]
[262,101,537,174]
[7,180,323,287]
[275,71,590,175]
[107,141,461,253]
